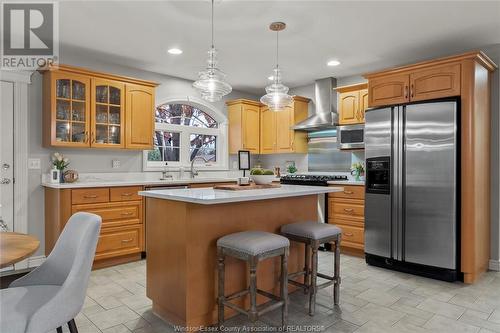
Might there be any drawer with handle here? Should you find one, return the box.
[336,224,364,245]
[329,199,365,219]
[328,185,365,200]
[95,225,142,260]
[72,201,142,227]
[72,188,109,204]
[110,186,143,202]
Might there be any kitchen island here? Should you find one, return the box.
[139,185,343,328]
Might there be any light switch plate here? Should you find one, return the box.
[112,160,121,169]
[28,158,41,170]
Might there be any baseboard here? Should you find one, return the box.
[489,259,500,271]
[27,255,46,268]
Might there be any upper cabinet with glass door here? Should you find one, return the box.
[44,72,91,147]
[43,65,158,150]
[92,79,125,148]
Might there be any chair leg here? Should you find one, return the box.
[303,244,310,294]
[56,327,63,333]
[281,252,289,330]
[308,242,318,316]
[249,258,258,322]
[333,238,341,305]
[217,247,225,328]
[68,319,78,333]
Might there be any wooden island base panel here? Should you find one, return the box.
[145,195,318,328]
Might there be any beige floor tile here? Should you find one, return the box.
[417,298,466,320]
[424,315,480,333]
[87,305,141,330]
[101,324,132,333]
[356,288,400,306]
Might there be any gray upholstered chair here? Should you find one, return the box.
[0,212,102,333]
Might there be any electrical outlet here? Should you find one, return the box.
[28,158,41,170]
[112,160,121,169]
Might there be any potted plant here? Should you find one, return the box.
[52,152,70,183]
[250,168,276,185]
[351,162,365,181]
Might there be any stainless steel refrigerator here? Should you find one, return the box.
[364,98,459,281]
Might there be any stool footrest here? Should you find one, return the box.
[288,278,308,290]
[222,300,249,317]
[226,289,250,301]
[256,289,281,302]
[257,300,285,316]
[288,270,306,279]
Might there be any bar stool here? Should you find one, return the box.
[280,222,341,316]
[217,231,290,329]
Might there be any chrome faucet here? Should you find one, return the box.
[190,156,208,179]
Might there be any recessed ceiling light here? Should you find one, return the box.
[327,60,341,66]
[168,48,183,55]
[268,76,274,80]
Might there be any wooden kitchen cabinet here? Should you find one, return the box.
[43,72,92,147]
[258,96,309,154]
[367,73,409,107]
[125,84,155,149]
[328,185,365,255]
[337,83,368,125]
[43,64,158,150]
[409,63,461,101]
[363,51,497,283]
[45,185,145,268]
[227,99,261,154]
[91,78,125,148]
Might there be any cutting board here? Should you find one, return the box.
[213,183,281,191]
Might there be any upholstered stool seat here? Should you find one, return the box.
[281,221,342,316]
[281,222,341,240]
[217,231,290,257]
[217,231,289,329]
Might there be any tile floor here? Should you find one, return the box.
[52,252,500,333]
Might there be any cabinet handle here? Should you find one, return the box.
[343,208,354,213]
[91,132,95,144]
[404,86,409,99]
[344,232,354,237]
[410,84,414,98]
[121,193,133,197]
[121,212,133,216]
[83,195,98,199]
[121,238,133,243]
[343,190,354,195]
[84,131,89,143]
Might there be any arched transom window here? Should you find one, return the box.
[144,102,228,171]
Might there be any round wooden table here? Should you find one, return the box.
[0,232,40,269]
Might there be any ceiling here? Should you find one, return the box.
[59,1,500,94]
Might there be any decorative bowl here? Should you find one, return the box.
[250,175,276,185]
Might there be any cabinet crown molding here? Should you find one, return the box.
[42,64,159,87]
[335,83,368,93]
[363,50,498,79]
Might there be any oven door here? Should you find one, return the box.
[337,124,365,149]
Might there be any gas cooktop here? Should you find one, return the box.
[280,174,348,186]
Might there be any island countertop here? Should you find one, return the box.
[139,184,343,205]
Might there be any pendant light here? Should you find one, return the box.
[260,22,293,112]
[193,0,232,102]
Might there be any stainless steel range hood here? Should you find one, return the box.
[293,77,338,131]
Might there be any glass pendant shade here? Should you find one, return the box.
[260,22,293,112]
[193,0,232,102]
[193,48,232,102]
[260,68,293,112]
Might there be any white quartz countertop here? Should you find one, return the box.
[138,184,344,205]
[327,180,365,186]
[41,177,238,189]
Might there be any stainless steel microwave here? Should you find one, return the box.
[337,124,364,149]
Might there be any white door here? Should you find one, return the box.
[0,81,15,232]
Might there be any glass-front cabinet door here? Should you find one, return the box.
[52,73,91,147]
[91,79,125,148]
